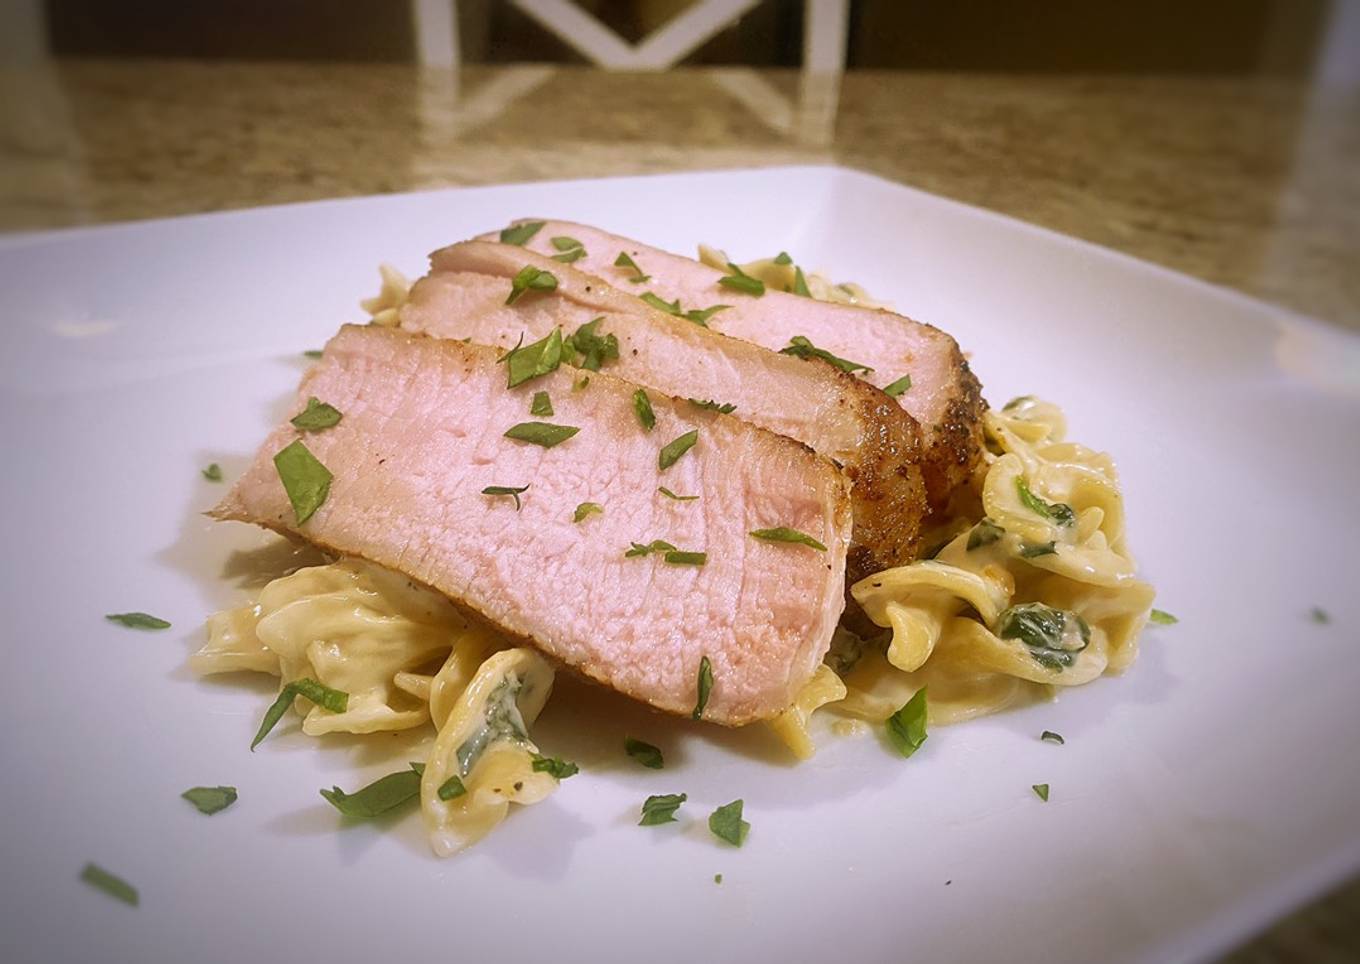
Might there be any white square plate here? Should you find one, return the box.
[1,166,1357,964]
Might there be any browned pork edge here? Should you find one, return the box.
[400,240,929,579]
[211,324,852,724]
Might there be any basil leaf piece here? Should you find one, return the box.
[684,304,730,326]
[718,262,765,296]
[624,539,677,558]
[564,318,619,371]
[437,774,467,800]
[779,335,874,374]
[640,292,682,316]
[531,754,579,779]
[692,655,713,720]
[573,501,603,522]
[1149,609,1178,625]
[482,484,529,511]
[967,519,1004,551]
[1032,783,1050,802]
[504,328,564,388]
[792,266,812,297]
[633,388,656,431]
[1040,730,1065,745]
[80,863,138,906]
[251,677,349,750]
[624,737,664,769]
[708,799,750,847]
[529,391,553,417]
[658,429,699,470]
[1310,607,1330,624]
[500,220,545,246]
[105,612,171,630]
[273,440,332,525]
[181,785,238,815]
[882,374,912,398]
[1019,541,1057,558]
[1015,477,1076,527]
[290,396,343,431]
[886,687,929,758]
[687,398,736,414]
[551,246,586,263]
[663,550,706,566]
[658,486,698,502]
[996,603,1090,671]
[320,768,421,819]
[551,235,584,254]
[749,527,827,552]
[505,265,558,305]
[201,463,223,482]
[302,349,324,359]
[639,792,687,826]
[504,421,580,448]
[614,251,650,283]
[774,251,793,265]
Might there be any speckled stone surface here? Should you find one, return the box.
[1,60,1358,960]
[2,61,1357,328]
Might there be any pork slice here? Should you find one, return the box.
[399,240,928,579]
[480,219,987,510]
[211,324,851,724]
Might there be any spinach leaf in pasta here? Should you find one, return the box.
[251,678,349,749]
[886,688,928,758]
[1015,476,1075,528]
[996,603,1090,671]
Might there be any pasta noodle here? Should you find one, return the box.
[697,244,889,309]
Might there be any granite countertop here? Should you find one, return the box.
[1,60,1357,960]
[2,61,1357,327]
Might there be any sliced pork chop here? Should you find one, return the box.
[398,240,928,579]
[479,219,987,510]
[212,324,851,724]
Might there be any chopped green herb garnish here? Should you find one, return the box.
[201,463,223,482]
[625,539,676,558]
[640,292,682,316]
[614,251,650,283]
[658,486,698,502]
[530,391,553,417]
[708,799,749,847]
[882,374,912,398]
[774,251,793,265]
[1310,607,1330,624]
[639,793,687,826]
[563,318,619,371]
[779,335,873,374]
[551,235,583,251]
[550,236,586,262]
[714,873,723,884]
[1040,730,1065,745]
[181,786,237,815]
[506,265,558,305]
[105,612,171,630]
[886,687,928,758]
[684,304,730,326]
[658,429,699,470]
[996,603,1090,671]
[251,677,349,750]
[967,519,1005,550]
[1032,783,1050,802]
[436,774,467,800]
[531,754,579,780]
[663,550,707,566]
[1015,477,1076,527]
[302,349,324,359]
[718,262,765,297]
[80,863,138,906]
[500,220,545,246]
[692,655,713,720]
[573,502,603,522]
[482,484,529,511]
[749,527,827,552]
[687,398,736,414]
[1149,609,1178,625]
[290,396,343,431]
[624,737,664,769]
[273,439,332,525]
[1019,541,1057,558]
[792,266,812,297]
[633,389,656,431]
[321,768,421,819]
[503,421,580,448]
